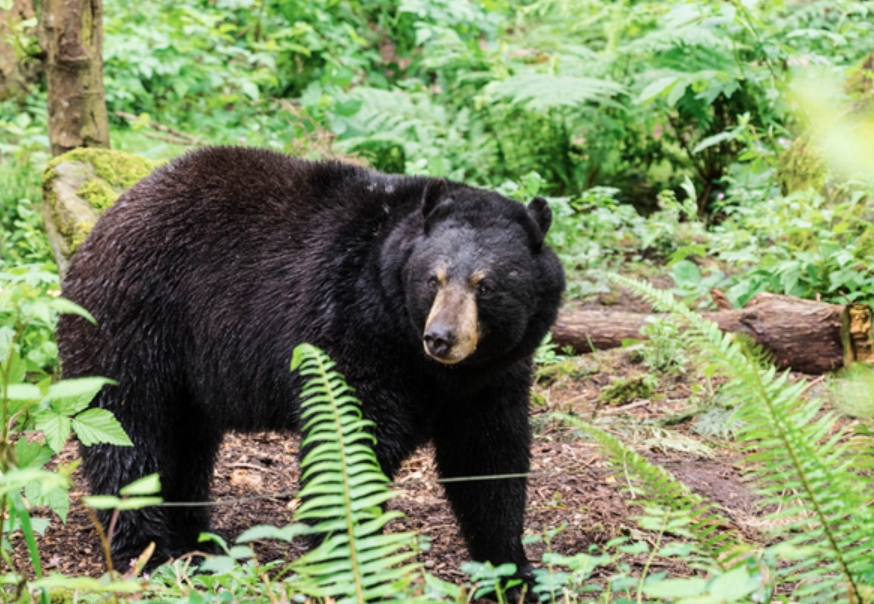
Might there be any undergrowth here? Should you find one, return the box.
[585,273,874,603]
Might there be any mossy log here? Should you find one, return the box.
[552,293,874,374]
[41,148,161,277]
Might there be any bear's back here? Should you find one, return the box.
[67,147,415,283]
[59,147,424,399]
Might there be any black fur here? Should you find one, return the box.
[57,146,566,582]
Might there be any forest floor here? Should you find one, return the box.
[9,294,807,595]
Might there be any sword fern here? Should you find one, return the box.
[607,273,874,603]
[288,344,420,603]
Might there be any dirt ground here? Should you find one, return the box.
[9,336,778,593]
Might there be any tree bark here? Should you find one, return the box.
[552,293,874,375]
[37,0,110,156]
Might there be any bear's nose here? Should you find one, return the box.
[424,328,455,358]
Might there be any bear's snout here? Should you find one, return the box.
[423,283,479,364]
[424,325,456,359]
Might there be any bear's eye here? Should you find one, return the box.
[427,276,439,290]
[476,283,491,296]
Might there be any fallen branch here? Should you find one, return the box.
[116,111,201,146]
[551,292,874,374]
[142,132,193,146]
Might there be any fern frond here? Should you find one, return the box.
[288,344,420,604]
[607,273,874,603]
[556,413,749,569]
[485,74,625,111]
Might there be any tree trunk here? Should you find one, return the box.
[37,0,110,156]
[552,293,874,375]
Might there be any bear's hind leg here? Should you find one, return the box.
[160,412,225,566]
[83,440,176,572]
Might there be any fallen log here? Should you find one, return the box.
[551,292,874,374]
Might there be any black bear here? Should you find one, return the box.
[58,146,565,584]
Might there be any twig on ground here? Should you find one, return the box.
[142,132,192,146]
[116,111,201,146]
[601,400,651,414]
[799,375,826,397]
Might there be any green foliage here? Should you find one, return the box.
[0,158,53,267]
[712,186,874,305]
[636,317,689,374]
[288,343,421,602]
[599,374,658,406]
[1,0,874,599]
[608,272,874,603]
[0,271,132,601]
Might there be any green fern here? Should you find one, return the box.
[288,344,420,604]
[556,413,749,570]
[485,74,624,111]
[607,273,874,603]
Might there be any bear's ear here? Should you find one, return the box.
[422,178,448,234]
[527,196,552,247]
[421,178,447,221]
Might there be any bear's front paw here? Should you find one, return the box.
[477,564,538,604]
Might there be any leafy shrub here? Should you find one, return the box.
[0,270,131,602]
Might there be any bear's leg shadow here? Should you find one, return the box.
[432,379,532,572]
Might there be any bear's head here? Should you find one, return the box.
[403,180,565,366]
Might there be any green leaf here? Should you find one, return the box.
[229,545,256,560]
[47,377,114,401]
[29,517,50,535]
[72,408,133,447]
[1,350,26,385]
[119,473,161,496]
[52,393,94,416]
[487,74,624,111]
[199,531,229,551]
[236,524,309,543]
[643,577,707,598]
[666,79,690,106]
[49,298,96,323]
[198,555,236,574]
[82,495,122,509]
[617,542,648,554]
[289,344,419,601]
[291,344,309,371]
[25,480,70,523]
[707,567,755,602]
[34,411,71,453]
[6,384,41,400]
[11,496,46,581]
[637,75,680,104]
[832,221,850,235]
[671,260,702,287]
[30,575,142,593]
[0,469,67,498]
[692,129,740,154]
[115,496,163,510]
[16,439,53,471]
